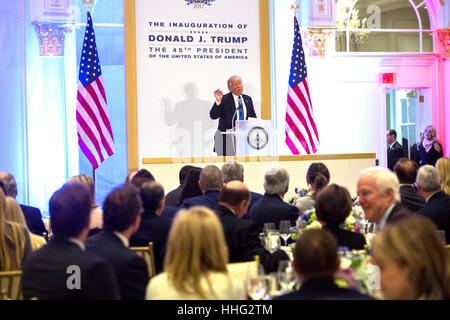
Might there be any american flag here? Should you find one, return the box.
[76,11,115,169]
[285,17,319,155]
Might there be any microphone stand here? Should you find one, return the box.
[230,106,243,156]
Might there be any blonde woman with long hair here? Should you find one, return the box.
[4,197,46,250]
[372,215,450,300]
[67,174,103,232]
[413,125,443,167]
[146,206,246,299]
[0,189,31,271]
[436,157,450,195]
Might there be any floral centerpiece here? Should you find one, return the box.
[288,187,309,205]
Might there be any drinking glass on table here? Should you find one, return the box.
[265,230,281,253]
[263,223,276,236]
[279,220,291,246]
[277,260,297,294]
[246,264,266,300]
[437,230,446,245]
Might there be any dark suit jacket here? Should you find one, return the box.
[275,277,373,300]
[323,224,366,250]
[161,205,179,219]
[180,190,220,210]
[22,237,120,300]
[20,204,47,236]
[242,191,263,220]
[249,193,300,232]
[164,185,183,207]
[385,203,413,227]
[210,92,257,132]
[399,185,426,212]
[210,92,257,155]
[129,210,172,273]
[86,230,149,300]
[413,142,443,167]
[388,141,406,171]
[418,191,450,244]
[215,205,288,273]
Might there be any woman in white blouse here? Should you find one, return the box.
[146,206,246,300]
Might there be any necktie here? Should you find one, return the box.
[238,96,244,120]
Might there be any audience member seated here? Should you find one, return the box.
[0,189,31,271]
[215,181,288,273]
[4,196,46,250]
[393,158,426,212]
[295,162,330,213]
[180,165,223,210]
[412,125,443,167]
[130,181,172,274]
[128,170,177,220]
[275,229,372,300]
[372,216,450,299]
[146,206,246,300]
[416,165,450,244]
[164,165,195,206]
[22,183,120,299]
[174,167,202,207]
[67,174,103,235]
[86,186,149,300]
[124,170,137,185]
[315,184,366,250]
[249,167,299,231]
[221,161,262,220]
[436,157,450,195]
[0,172,46,236]
[357,167,412,232]
[129,169,156,189]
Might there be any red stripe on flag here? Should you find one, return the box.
[86,79,114,140]
[292,83,319,140]
[287,94,315,152]
[286,113,311,154]
[285,132,300,155]
[77,132,100,169]
[77,89,114,156]
[76,110,105,163]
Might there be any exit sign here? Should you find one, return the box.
[381,73,396,84]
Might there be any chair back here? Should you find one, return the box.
[130,242,156,278]
[0,270,22,300]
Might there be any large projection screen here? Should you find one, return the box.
[125,0,271,172]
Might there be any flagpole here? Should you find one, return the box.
[83,0,94,12]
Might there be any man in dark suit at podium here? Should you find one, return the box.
[210,76,257,156]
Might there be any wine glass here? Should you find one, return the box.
[265,230,281,253]
[279,220,291,246]
[277,260,296,294]
[246,264,266,300]
[263,223,276,236]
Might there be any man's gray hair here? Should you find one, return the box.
[264,167,289,195]
[200,165,223,192]
[416,165,441,193]
[0,172,17,198]
[359,167,400,202]
[222,161,244,183]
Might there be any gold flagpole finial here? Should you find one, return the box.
[83,0,94,11]
[291,4,300,12]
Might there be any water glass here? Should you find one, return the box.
[265,231,281,253]
[246,264,266,300]
[263,223,276,236]
[277,260,296,294]
[437,230,446,245]
[279,220,291,246]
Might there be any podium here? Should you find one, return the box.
[220,119,275,156]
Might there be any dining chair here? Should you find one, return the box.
[130,242,156,278]
[0,270,23,300]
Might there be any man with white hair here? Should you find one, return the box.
[249,167,300,232]
[356,167,412,231]
[416,165,450,244]
[221,161,262,219]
